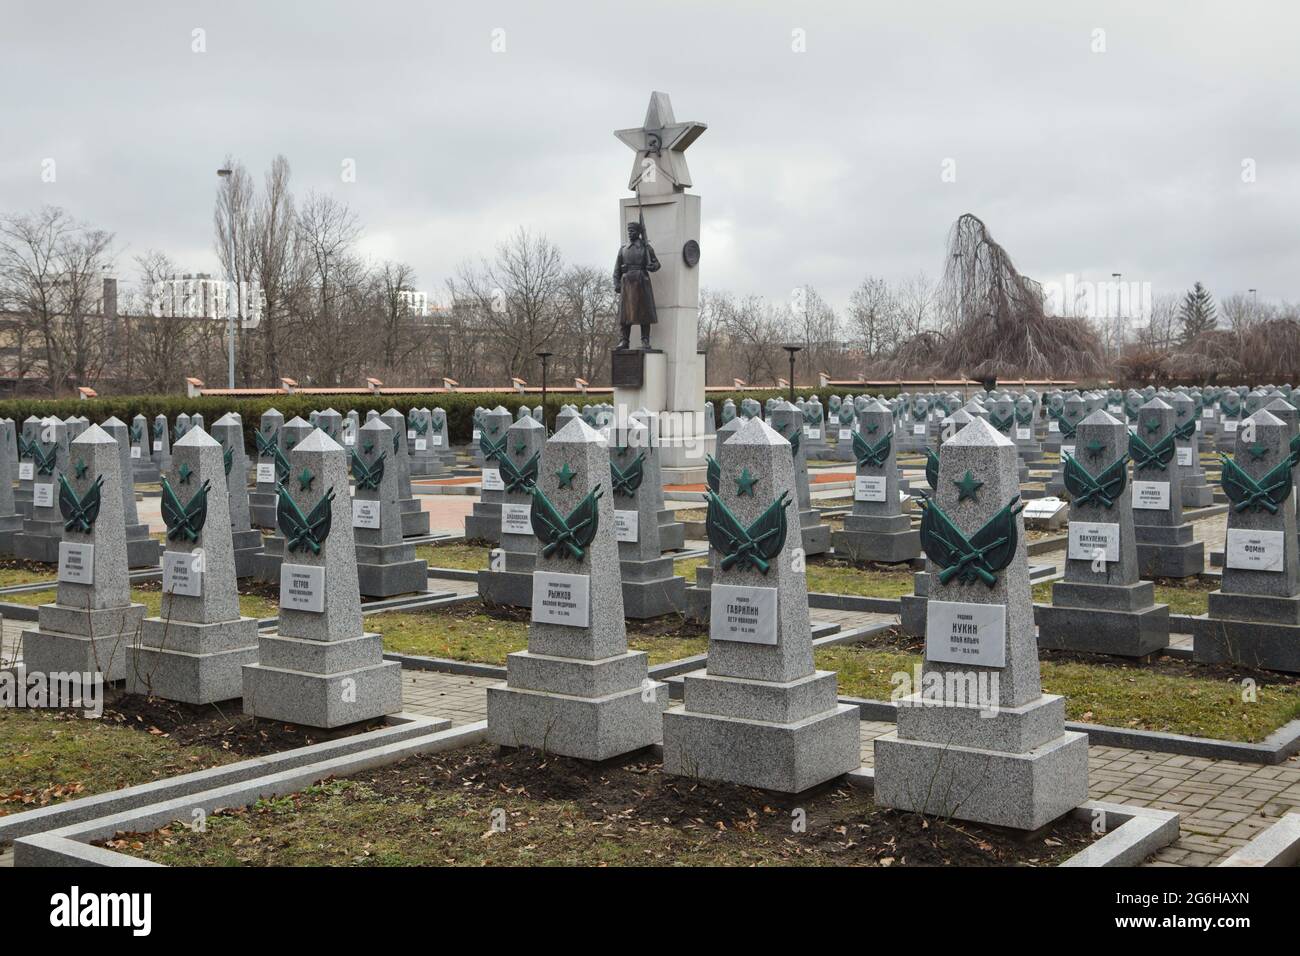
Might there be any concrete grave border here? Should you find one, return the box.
[1218,813,1300,866]
[11,720,486,866]
[0,712,448,844]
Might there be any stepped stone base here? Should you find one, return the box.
[12,516,64,563]
[243,632,401,728]
[249,490,277,530]
[487,677,669,762]
[22,603,148,683]
[0,512,22,557]
[126,617,260,703]
[1036,603,1170,657]
[463,507,501,544]
[126,525,162,568]
[873,726,1089,830]
[1191,615,1300,674]
[621,569,687,618]
[1135,538,1205,578]
[355,542,427,598]
[477,568,533,607]
[832,513,920,564]
[1181,482,1214,508]
[657,510,686,551]
[662,668,859,793]
[799,514,831,556]
[232,529,265,578]
[400,504,430,538]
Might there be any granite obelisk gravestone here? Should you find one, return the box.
[351,418,428,597]
[22,425,147,682]
[1037,410,1170,657]
[243,429,401,727]
[873,418,1088,829]
[662,417,859,792]
[486,418,668,759]
[126,427,260,702]
[476,414,546,607]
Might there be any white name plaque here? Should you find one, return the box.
[614,509,639,543]
[352,499,381,529]
[531,571,590,628]
[130,446,142,459]
[501,503,533,536]
[18,462,33,480]
[33,482,54,508]
[1067,521,1121,563]
[855,475,887,502]
[162,550,203,596]
[1015,427,1032,440]
[711,583,779,645]
[1225,529,1285,572]
[481,468,504,491]
[1177,447,1194,467]
[926,600,1006,668]
[281,563,325,613]
[256,462,276,484]
[1132,480,1170,510]
[57,542,94,585]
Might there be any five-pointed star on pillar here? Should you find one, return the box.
[1248,443,1270,461]
[555,462,576,488]
[953,470,983,502]
[1084,438,1106,459]
[177,462,193,485]
[614,91,707,191]
[1144,417,1161,435]
[734,468,759,496]
[297,467,315,492]
[73,459,88,480]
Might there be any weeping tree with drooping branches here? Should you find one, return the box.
[895,213,1104,381]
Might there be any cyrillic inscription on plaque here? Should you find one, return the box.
[710,583,778,645]
[854,475,886,502]
[162,550,203,596]
[1067,521,1120,563]
[501,503,533,536]
[614,509,639,543]
[481,467,504,491]
[1225,529,1285,572]
[1132,480,1170,510]
[926,600,1006,668]
[280,564,325,613]
[352,499,381,529]
[58,542,94,585]
[531,571,590,627]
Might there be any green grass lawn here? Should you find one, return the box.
[816,645,1300,742]
[416,542,489,571]
[672,556,913,598]
[0,709,237,816]
[1032,578,1217,616]
[0,587,279,620]
[0,565,56,588]
[371,603,707,666]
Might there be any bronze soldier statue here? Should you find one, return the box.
[613,220,660,350]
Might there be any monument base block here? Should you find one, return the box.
[464,506,501,544]
[22,605,148,683]
[620,571,687,618]
[831,515,921,564]
[400,505,431,537]
[1036,603,1171,657]
[872,729,1089,830]
[1191,614,1300,673]
[232,529,265,578]
[126,525,162,568]
[486,681,669,762]
[662,698,860,794]
[477,568,533,607]
[126,617,261,704]
[1136,539,1205,578]
[242,657,402,728]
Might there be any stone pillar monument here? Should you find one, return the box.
[610,92,711,483]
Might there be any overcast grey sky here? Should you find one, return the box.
[3,0,1297,315]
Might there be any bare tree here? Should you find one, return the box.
[0,206,115,394]
[559,265,617,383]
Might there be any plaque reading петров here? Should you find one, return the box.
[501,503,533,536]
[480,468,504,492]
[352,499,381,529]
[58,542,94,585]
[531,570,590,628]
[926,600,1006,668]
[1132,480,1170,510]
[614,509,639,542]
[33,483,55,508]
[1225,529,1285,572]
[1067,521,1121,563]
[162,550,203,597]
[710,583,779,645]
[280,563,325,613]
[854,475,886,502]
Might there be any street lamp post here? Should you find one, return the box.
[536,351,552,432]
[1112,273,1123,356]
[216,167,239,389]
[782,345,802,403]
